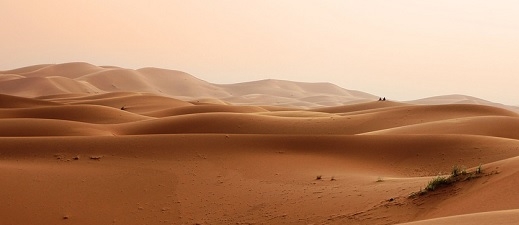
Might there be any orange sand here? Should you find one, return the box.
[1,63,518,225]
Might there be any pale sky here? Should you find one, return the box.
[1,0,518,105]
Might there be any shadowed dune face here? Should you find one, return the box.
[1,63,519,225]
[0,105,151,124]
[0,94,61,108]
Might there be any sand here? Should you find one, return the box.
[1,63,519,225]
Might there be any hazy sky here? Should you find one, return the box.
[1,1,518,104]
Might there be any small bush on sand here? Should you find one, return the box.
[411,164,486,197]
[316,175,322,180]
[451,165,463,177]
[425,176,450,191]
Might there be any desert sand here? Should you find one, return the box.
[1,62,519,225]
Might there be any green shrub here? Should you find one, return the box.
[425,176,450,191]
[451,165,463,177]
[412,164,485,197]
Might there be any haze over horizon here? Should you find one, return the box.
[1,0,518,105]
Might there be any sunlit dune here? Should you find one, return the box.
[1,63,519,225]
[361,116,519,140]
[144,105,268,117]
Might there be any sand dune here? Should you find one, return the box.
[19,62,106,79]
[312,100,409,113]
[43,91,143,101]
[3,62,515,109]
[0,62,380,107]
[1,63,519,224]
[362,116,519,139]
[1,134,519,224]
[0,64,52,74]
[113,112,364,135]
[257,110,339,118]
[0,105,150,124]
[220,79,376,99]
[347,103,516,116]
[406,156,519,221]
[55,93,194,114]
[397,209,519,225]
[409,94,519,113]
[0,76,102,97]
[189,98,230,105]
[77,69,157,93]
[408,94,495,105]
[0,93,61,108]
[112,104,517,135]
[0,118,111,136]
[144,105,268,117]
[0,74,25,82]
[137,67,231,98]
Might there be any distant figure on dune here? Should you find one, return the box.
[378,97,382,101]
[383,97,386,101]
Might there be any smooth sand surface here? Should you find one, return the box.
[396,209,519,225]
[1,63,519,225]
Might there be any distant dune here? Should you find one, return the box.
[0,62,379,108]
[2,62,517,111]
[1,62,519,225]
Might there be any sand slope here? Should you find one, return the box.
[1,134,519,224]
[362,116,519,139]
[397,209,519,225]
[409,94,519,113]
[1,63,519,224]
[0,94,61,108]
[0,105,150,124]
